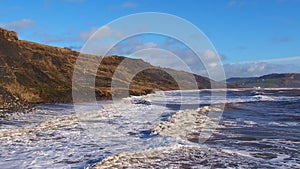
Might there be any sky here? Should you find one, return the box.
[0,0,300,79]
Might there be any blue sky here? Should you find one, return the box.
[1,0,300,78]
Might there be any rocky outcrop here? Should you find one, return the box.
[0,28,18,42]
[0,86,31,115]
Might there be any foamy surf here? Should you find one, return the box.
[90,144,297,169]
[0,88,299,168]
[152,106,223,142]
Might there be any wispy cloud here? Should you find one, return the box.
[34,32,68,44]
[32,27,78,45]
[107,36,227,80]
[79,26,115,41]
[121,2,139,8]
[227,0,246,7]
[64,0,85,3]
[223,56,300,79]
[272,36,292,43]
[1,19,35,31]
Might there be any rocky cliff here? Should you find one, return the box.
[0,27,222,112]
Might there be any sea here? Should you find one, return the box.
[0,88,299,168]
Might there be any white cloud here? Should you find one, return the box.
[108,38,158,56]
[203,49,216,58]
[223,56,300,79]
[135,42,157,50]
[247,63,265,72]
[202,49,223,61]
[78,32,226,79]
[107,37,227,78]
[107,37,228,80]
[1,19,35,31]
[79,28,97,41]
[199,49,224,72]
[132,48,192,73]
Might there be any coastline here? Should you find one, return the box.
[3,87,300,115]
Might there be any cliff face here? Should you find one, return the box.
[0,27,219,107]
[0,27,78,104]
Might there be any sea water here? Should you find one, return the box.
[0,88,299,168]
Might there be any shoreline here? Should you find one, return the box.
[0,86,33,116]
[2,87,300,115]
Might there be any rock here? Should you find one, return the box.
[0,86,31,115]
[0,27,18,42]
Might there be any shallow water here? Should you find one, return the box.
[0,88,299,168]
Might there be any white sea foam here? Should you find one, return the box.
[1,88,299,168]
[90,145,254,169]
[123,89,300,107]
[152,106,223,142]
[243,120,257,125]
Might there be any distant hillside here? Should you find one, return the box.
[226,77,257,83]
[227,73,300,88]
[0,27,223,111]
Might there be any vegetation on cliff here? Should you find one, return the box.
[0,27,220,112]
